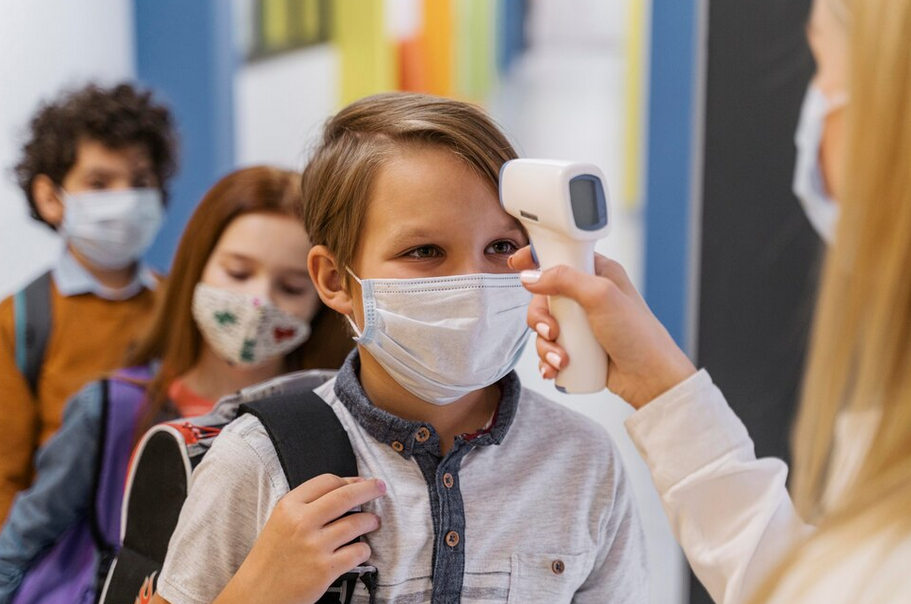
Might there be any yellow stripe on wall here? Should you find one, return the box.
[333,0,395,105]
[453,0,496,101]
[263,0,290,50]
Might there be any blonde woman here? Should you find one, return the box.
[515,0,911,602]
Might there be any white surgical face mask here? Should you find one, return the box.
[793,84,847,244]
[60,188,165,269]
[346,269,532,405]
[192,283,312,367]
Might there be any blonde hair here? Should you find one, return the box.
[300,92,518,273]
[825,0,850,25]
[751,0,911,599]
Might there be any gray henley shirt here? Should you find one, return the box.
[157,353,648,604]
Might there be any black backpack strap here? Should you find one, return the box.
[89,379,117,594]
[239,391,377,604]
[239,390,357,489]
[13,271,53,395]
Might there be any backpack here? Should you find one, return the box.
[13,271,52,395]
[98,370,380,604]
[11,366,152,604]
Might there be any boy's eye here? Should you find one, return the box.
[88,180,108,190]
[404,245,443,260]
[486,240,520,255]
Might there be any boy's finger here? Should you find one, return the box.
[508,246,537,271]
[323,511,381,549]
[288,473,350,504]
[313,479,387,524]
[331,542,373,576]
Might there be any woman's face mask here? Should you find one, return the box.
[793,84,848,244]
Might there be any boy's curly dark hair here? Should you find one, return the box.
[14,82,179,228]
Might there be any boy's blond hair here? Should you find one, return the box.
[300,92,518,273]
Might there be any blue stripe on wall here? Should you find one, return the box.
[135,0,237,272]
[497,0,526,74]
[643,0,702,350]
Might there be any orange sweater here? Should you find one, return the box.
[0,280,159,522]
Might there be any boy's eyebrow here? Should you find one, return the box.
[386,226,442,246]
[78,166,155,179]
[79,167,119,179]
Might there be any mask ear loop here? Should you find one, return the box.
[344,267,365,338]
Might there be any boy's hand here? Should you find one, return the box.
[215,474,385,604]
[509,247,696,409]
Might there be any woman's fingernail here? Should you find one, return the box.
[535,322,551,340]
[545,351,563,369]
[375,479,387,494]
[520,270,541,284]
[539,364,548,378]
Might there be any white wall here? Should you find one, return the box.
[234,45,340,170]
[0,0,135,299]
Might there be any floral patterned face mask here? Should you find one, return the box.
[191,283,311,367]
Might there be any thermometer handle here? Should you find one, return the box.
[529,230,609,393]
[550,297,608,393]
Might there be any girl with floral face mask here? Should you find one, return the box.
[0,167,353,604]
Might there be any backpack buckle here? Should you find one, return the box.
[323,565,379,604]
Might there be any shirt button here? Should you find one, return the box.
[391,441,404,453]
[445,530,460,547]
[551,559,565,575]
[415,427,431,443]
[442,473,454,489]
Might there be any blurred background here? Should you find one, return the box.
[0,0,821,602]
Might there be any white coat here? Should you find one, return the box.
[624,370,911,604]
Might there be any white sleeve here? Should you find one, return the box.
[624,370,814,604]
[157,424,282,604]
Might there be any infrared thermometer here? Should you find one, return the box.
[500,159,611,394]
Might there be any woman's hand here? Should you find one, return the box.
[509,247,696,409]
[214,474,386,604]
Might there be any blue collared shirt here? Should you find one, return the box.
[52,251,157,301]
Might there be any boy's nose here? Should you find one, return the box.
[448,256,490,276]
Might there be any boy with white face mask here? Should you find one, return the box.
[153,93,647,604]
[0,83,178,522]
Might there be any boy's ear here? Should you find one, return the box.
[308,245,354,317]
[31,175,65,228]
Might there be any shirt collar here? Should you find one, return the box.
[52,249,157,301]
[333,350,521,459]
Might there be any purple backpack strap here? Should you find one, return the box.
[92,366,153,552]
[12,366,153,604]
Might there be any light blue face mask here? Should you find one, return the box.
[793,84,848,243]
[346,269,532,405]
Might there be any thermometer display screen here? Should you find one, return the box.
[569,176,604,230]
